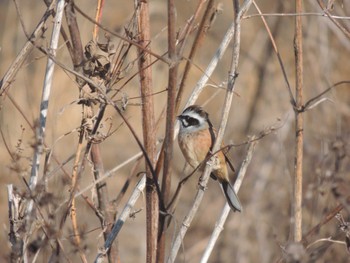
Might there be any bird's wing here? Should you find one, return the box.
[224,154,236,174]
[208,124,236,174]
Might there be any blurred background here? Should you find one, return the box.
[1,0,350,262]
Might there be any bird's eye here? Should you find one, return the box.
[184,116,199,127]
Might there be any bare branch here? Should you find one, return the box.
[293,0,304,242]
[0,2,55,95]
[94,175,146,263]
[201,140,257,262]
[73,3,170,65]
[316,0,350,39]
[253,1,295,106]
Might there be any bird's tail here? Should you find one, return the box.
[221,181,242,212]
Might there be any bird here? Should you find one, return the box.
[177,105,242,212]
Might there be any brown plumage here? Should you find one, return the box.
[177,105,242,212]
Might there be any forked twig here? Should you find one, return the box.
[316,0,350,39]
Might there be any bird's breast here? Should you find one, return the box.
[178,129,212,169]
[178,129,229,182]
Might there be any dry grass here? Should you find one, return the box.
[1,0,350,262]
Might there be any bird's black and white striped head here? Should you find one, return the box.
[177,105,210,133]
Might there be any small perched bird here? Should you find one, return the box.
[177,105,242,212]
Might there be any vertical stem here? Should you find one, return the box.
[94,175,147,263]
[91,142,119,262]
[24,4,65,260]
[7,184,23,261]
[137,1,158,262]
[157,0,178,261]
[293,0,304,242]
[65,0,84,71]
[69,131,88,263]
[93,0,105,40]
[29,0,65,193]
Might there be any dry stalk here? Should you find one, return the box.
[201,140,257,262]
[68,130,88,263]
[244,2,283,133]
[136,1,158,262]
[93,0,105,40]
[252,1,295,105]
[74,151,144,198]
[73,3,169,64]
[302,204,344,246]
[65,0,84,72]
[94,175,146,263]
[157,0,179,260]
[89,106,118,262]
[28,0,64,190]
[175,0,212,113]
[23,1,65,260]
[293,0,304,242]
[61,2,90,262]
[4,84,99,260]
[0,1,55,95]
[7,184,23,262]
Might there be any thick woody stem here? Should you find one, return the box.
[293,0,304,242]
[157,0,178,261]
[137,1,158,262]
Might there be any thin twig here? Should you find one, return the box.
[301,204,344,246]
[93,0,105,40]
[175,0,212,113]
[173,17,236,140]
[94,175,146,263]
[307,237,346,249]
[73,3,170,65]
[0,1,55,95]
[38,48,165,211]
[303,80,350,111]
[201,140,257,263]
[244,12,350,20]
[62,1,89,261]
[74,150,144,198]
[252,1,295,106]
[316,0,350,39]
[68,128,88,263]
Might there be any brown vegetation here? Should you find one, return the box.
[1,0,350,262]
